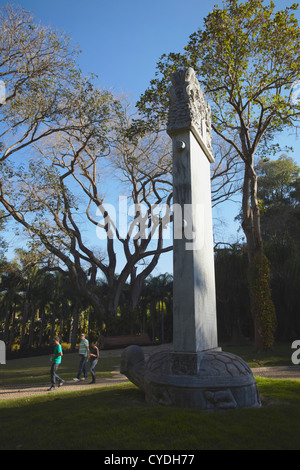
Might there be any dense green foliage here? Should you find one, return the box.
[217,156,300,344]
[0,256,174,353]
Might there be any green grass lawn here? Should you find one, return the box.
[0,380,300,450]
[0,343,299,450]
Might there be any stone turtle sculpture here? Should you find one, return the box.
[121,346,261,410]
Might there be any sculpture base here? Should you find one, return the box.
[120,346,261,410]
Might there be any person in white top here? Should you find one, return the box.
[73,333,89,381]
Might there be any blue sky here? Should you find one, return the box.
[3,0,300,274]
[12,0,215,100]
[12,0,300,100]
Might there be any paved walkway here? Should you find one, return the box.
[251,366,300,381]
[1,345,300,401]
[0,372,129,400]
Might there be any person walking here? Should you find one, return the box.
[73,333,89,382]
[48,337,64,391]
[89,341,100,384]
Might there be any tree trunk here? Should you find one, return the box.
[8,308,16,351]
[70,304,79,352]
[38,305,45,347]
[28,310,35,349]
[241,164,264,260]
[241,163,276,350]
[50,310,56,344]
[151,302,156,342]
[160,304,165,345]
[20,299,29,350]
[3,308,11,345]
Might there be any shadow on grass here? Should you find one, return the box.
[1,380,300,450]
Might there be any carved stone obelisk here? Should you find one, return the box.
[121,68,261,410]
[167,67,218,353]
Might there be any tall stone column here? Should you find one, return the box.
[121,68,261,410]
[167,68,218,353]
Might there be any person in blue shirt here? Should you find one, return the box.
[48,337,64,391]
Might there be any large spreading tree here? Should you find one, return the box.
[0,4,175,322]
[0,4,243,328]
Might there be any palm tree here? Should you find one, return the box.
[0,265,23,350]
[144,274,173,344]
